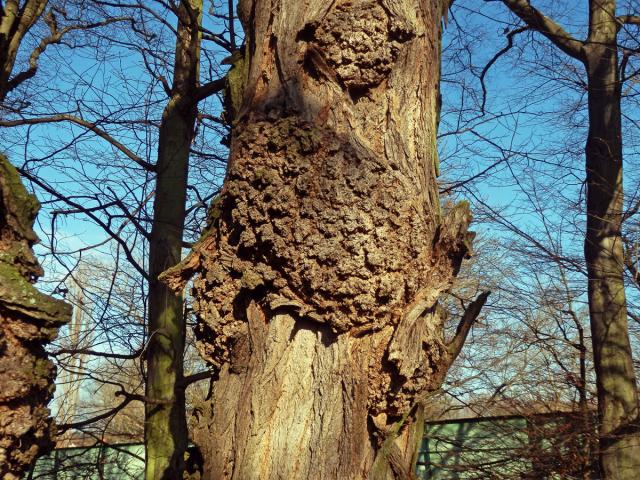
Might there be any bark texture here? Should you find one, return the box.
[0,154,70,479]
[144,1,203,479]
[164,1,471,478]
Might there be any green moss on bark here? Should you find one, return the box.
[0,154,70,479]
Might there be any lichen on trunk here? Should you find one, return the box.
[162,1,473,478]
[0,155,70,479]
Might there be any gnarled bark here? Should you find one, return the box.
[0,155,70,479]
[163,1,473,478]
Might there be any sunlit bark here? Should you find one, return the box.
[164,0,477,478]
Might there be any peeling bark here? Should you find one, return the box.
[0,155,70,480]
[163,1,471,478]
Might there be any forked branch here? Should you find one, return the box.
[498,0,586,61]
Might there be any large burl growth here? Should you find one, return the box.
[0,156,70,479]
[164,0,479,478]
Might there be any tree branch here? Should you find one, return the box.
[499,0,586,61]
[6,13,130,97]
[53,347,143,360]
[624,254,640,287]
[18,169,150,281]
[0,0,48,100]
[0,114,156,171]
[446,291,491,362]
[180,370,214,387]
[617,15,640,28]
[479,26,529,114]
[195,77,225,101]
[57,396,134,433]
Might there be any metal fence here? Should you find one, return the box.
[28,413,595,479]
[27,443,144,480]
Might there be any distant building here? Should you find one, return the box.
[418,412,598,479]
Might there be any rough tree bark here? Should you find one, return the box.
[0,155,70,479]
[145,1,203,478]
[499,1,640,478]
[163,1,481,478]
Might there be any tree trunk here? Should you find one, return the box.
[145,2,202,479]
[0,0,48,102]
[584,1,640,476]
[0,154,70,480]
[498,1,640,477]
[164,1,474,478]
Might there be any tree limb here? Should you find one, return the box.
[53,347,143,360]
[617,15,640,28]
[479,26,529,114]
[195,77,226,101]
[57,396,134,433]
[18,168,150,281]
[0,114,156,171]
[625,254,640,287]
[0,0,48,100]
[5,13,130,97]
[499,0,586,61]
[180,370,215,387]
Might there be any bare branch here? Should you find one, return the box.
[57,396,134,433]
[180,370,214,387]
[18,169,150,281]
[479,26,529,114]
[6,12,130,97]
[0,0,48,100]
[0,114,156,171]
[195,77,225,101]
[617,15,640,28]
[625,253,640,287]
[499,0,586,61]
[53,347,143,360]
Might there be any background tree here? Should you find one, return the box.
[0,0,49,102]
[407,1,640,477]
[0,155,70,479]
[0,1,233,476]
[484,1,640,477]
[145,0,226,477]
[0,0,125,106]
